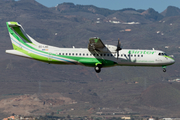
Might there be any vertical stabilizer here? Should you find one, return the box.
[6,21,33,50]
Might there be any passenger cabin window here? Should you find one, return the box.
[59,53,61,55]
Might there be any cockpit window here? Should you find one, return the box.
[158,53,167,56]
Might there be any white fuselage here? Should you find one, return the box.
[32,43,174,67]
[7,33,175,67]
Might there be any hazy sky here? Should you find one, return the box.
[34,0,180,13]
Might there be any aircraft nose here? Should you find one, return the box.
[171,59,175,64]
[169,57,175,64]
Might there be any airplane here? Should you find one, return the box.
[5,21,175,73]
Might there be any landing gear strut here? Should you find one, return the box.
[94,64,102,73]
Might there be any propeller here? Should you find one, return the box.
[116,38,122,59]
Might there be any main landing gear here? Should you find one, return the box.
[94,64,102,73]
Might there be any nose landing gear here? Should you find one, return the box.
[162,66,166,72]
[163,68,166,72]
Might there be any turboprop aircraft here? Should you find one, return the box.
[5,21,175,73]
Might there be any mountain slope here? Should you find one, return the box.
[51,2,116,16]
[140,83,180,107]
[141,8,164,21]
[161,6,180,17]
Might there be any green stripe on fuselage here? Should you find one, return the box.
[164,55,174,60]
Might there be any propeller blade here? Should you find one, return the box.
[117,50,119,59]
[116,38,122,59]
[116,38,121,51]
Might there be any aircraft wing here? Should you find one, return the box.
[88,37,107,52]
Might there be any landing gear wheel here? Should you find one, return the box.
[94,64,102,73]
[163,68,166,72]
[95,66,101,73]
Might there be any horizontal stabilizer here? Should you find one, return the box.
[6,50,30,58]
